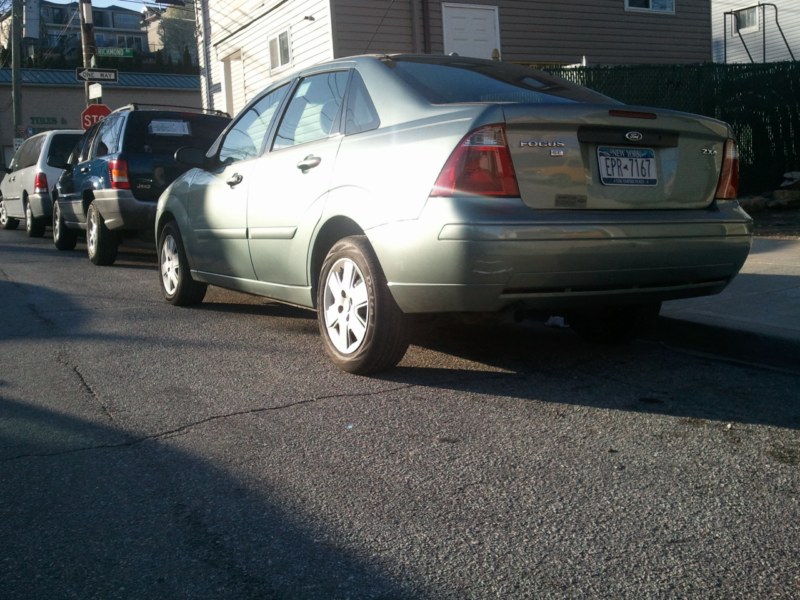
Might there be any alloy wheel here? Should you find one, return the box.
[323,257,369,354]
[160,233,180,296]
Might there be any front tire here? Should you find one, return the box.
[86,202,118,266]
[0,198,19,230]
[318,236,409,375]
[25,200,45,238]
[53,202,77,251]
[158,221,207,306]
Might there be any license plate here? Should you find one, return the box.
[597,146,657,186]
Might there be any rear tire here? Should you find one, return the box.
[0,198,19,230]
[86,202,118,266]
[25,200,45,238]
[53,202,77,251]
[317,236,409,374]
[158,221,207,306]
[569,302,662,344]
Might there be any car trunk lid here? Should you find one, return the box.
[502,104,732,210]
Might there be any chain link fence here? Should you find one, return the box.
[544,62,800,195]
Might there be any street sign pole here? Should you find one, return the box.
[79,0,96,105]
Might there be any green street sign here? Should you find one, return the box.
[97,47,134,58]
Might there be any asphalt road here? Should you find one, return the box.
[1,230,799,599]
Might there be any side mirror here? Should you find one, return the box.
[174,147,207,168]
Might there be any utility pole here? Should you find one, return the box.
[11,0,22,144]
[78,0,96,105]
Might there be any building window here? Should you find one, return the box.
[116,35,143,50]
[625,0,675,13]
[113,12,141,30]
[733,7,759,34]
[269,30,291,71]
[93,11,109,27]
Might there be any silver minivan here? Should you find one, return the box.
[0,129,83,237]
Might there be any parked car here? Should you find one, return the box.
[53,105,230,264]
[0,129,83,237]
[156,54,753,374]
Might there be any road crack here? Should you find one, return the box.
[1,384,417,463]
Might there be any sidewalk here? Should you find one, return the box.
[658,237,800,369]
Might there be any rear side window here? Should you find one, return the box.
[386,58,613,105]
[94,114,125,157]
[13,137,44,170]
[274,71,349,150]
[123,112,230,157]
[47,134,83,167]
[344,71,380,135]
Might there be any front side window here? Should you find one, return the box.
[273,71,349,150]
[219,84,290,164]
[625,0,675,13]
[269,30,291,71]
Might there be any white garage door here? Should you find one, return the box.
[442,3,501,60]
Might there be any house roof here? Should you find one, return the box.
[0,69,200,90]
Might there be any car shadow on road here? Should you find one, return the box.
[388,317,800,431]
[0,393,422,599]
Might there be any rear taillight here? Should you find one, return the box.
[715,139,739,200]
[109,159,130,190]
[431,124,520,197]
[34,172,48,194]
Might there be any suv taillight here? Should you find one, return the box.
[109,159,130,190]
[34,172,49,194]
[431,124,520,197]
[715,139,739,200]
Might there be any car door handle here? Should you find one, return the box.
[79,167,90,174]
[297,155,322,172]
[226,173,243,187]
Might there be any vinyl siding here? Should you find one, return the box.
[198,0,334,114]
[331,0,418,56]
[421,0,712,65]
[712,0,800,63]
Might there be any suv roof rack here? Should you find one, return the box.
[111,103,230,118]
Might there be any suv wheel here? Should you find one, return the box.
[0,198,19,230]
[158,221,207,306]
[86,203,118,266]
[25,200,45,238]
[317,236,409,374]
[53,202,77,251]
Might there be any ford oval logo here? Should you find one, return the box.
[625,131,644,142]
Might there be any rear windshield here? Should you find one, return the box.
[123,112,230,156]
[384,57,615,105]
[47,133,83,165]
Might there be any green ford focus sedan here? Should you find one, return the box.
[155,54,752,375]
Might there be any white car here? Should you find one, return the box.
[0,129,83,236]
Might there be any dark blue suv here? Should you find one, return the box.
[54,105,230,265]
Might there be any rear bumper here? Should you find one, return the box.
[28,192,53,220]
[92,190,157,232]
[368,199,753,313]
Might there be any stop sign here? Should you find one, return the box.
[81,104,111,130]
